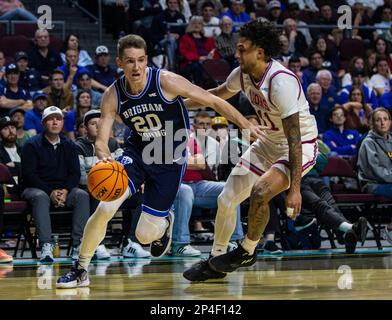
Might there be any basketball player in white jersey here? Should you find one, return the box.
[184,19,318,281]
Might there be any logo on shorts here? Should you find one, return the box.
[120,156,133,165]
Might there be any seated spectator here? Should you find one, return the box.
[265,0,283,24]
[307,83,330,135]
[282,18,308,58]
[202,1,221,37]
[86,46,117,91]
[43,70,73,111]
[191,111,220,174]
[351,2,374,42]
[341,56,367,88]
[9,107,32,146]
[15,51,42,94]
[365,48,378,77]
[60,33,93,68]
[374,6,392,39]
[370,55,392,96]
[24,91,48,136]
[357,107,392,242]
[379,78,392,111]
[342,86,373,134]
[0,64,32,117]
[64,90,92,140]
[215,16,239,69]
[0,0,37,21]
[74,110,123,260]
[286,2,312,45]
[310,3,336,39]
[159,0,190,21]
[28,29,63,86]
[303,51,340,90]
[316,69,339,111]
[196,0,224,16]
[221,0,251,32]
[339,68,378,109]
[21,106,90,262]
[322,105,360,157]
[172,136,244,256]
[374,37,392,72]
[150,0,186,72]
[288,56,308,91]
[309,34,339,72]
[300,140,368,253]
[276,34,294,68]
[287,0,319,12]
[178,16,220,86]
[76,71,102,109]
[0,116,21,179]
[210,116,229,152]
[59,48,90,91]
[101,0,129,39]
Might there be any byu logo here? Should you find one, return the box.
[120,156,133,165]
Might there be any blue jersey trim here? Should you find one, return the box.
[120,67,152,99]
[142,204,169,217]
[156,69,178,104]
[128,177,137,195]
[115,81,121,114]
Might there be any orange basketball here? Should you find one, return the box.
[87,161,128,202]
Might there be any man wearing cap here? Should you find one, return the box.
[0,116,22,179]
[86,46,117,90]
[28,29,63,86]
[9,107,32,146]
[15,51,42,93]
[0,64,32,117]
[24,91,48,136]
[221,0,251,32]
[76,71,102,109]
[21,106,90,262]
[43,70,73,111]
[210,116,229,151]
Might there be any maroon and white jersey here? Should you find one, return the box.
[226,59,318,144]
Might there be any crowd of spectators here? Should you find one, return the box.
[1,0,392,263]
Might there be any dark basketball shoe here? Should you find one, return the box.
[344,217,368,254]
[151,211,174,258]
[353,217,368,244]
[183,257,227,282]
[208,244,257,273]
[56,263,89,289]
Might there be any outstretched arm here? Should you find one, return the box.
[96,85,117,161]
[184,82,238,109]
[161,71,263,138]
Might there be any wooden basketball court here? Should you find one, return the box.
[1,247,392,300]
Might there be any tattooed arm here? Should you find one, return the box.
[282,112,302,218]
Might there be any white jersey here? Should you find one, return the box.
[226,59,318,144]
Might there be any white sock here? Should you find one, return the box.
[338,222,353,233]
[241,236,259,255]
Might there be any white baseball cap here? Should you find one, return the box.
[95,45,109,55]
[41,106,63,123]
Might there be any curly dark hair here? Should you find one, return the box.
[238,19,281,60]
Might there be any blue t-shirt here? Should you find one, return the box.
[0,86,32,117]
[24,108,43,133]
[379,91,392,111]
[86,64,116,88]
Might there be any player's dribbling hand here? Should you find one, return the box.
[96,156,113,164]
[285,190,302,220]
